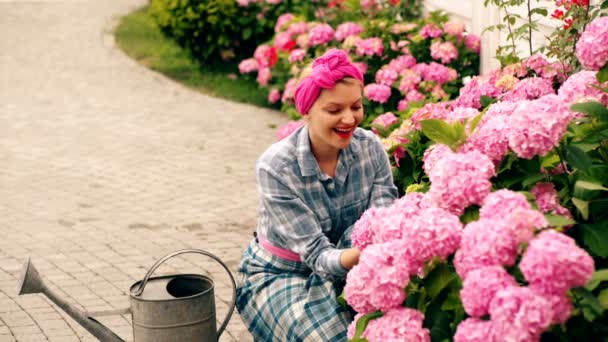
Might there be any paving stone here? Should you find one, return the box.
[0,0,287,340]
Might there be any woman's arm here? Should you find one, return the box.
[257,163,349,281]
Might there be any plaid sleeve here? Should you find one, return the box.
[257,162,347,281]
[369,135,399,208]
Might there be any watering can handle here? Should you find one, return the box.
[131,249,237,339]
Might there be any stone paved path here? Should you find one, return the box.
[0,0,287,340]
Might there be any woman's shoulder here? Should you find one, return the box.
[353,127,383,150]
[257,129,300,173]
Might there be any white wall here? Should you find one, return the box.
[423,0,562,74]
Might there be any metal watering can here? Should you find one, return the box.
[17,249,237,342]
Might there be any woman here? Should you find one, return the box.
[236,49,398,341]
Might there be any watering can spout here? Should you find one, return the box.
[17,258,125,342]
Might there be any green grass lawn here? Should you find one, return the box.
[114,7,271,108]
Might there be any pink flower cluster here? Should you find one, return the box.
[308,24,335,46]
[274,13,294,32]
[275,120,303,141]
[335,22,364,41]
[238,58,258,74]
[464,34,481,54]
[443,21,465,36]
[530,182,572,218]
[364,84,392,103]
[355,37,384,57]
[502,77,555,101]
[420,23,443,39]
[430,41,459,64]
[375,67,399,86]
[507,95,574,159]
[348,308,430,342]
[371,112,399,134]
[559,70,608,107]
[576,16,608,70]
[425,147,495,215]
[267,88,281,104]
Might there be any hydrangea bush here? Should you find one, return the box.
[345,15,608,341]
[238,5,480,135]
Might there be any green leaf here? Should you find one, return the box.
[598,289,608,309]
[602,0,608,9]
[522,173,545,188]
[575,180,608,192]
[337,292,347,309]
[460,205,480,224]
[573,198,590,220]
[480,95,496,108]
[420,119,460,148]
[441,290,464,311]
[564,145,593,172]
[545,214,576,227]
[424,263,457,300]
[598,64,608,84]
[540,154,561,169]
[352,311,383,340]
[242,27,252,40]
[586,269,608,291]
[590,198,608,220]
[530,8,548,16]
[571,287,605,321]
[571,102,608,122]
[468,112,484,133]
[581,222,608,257]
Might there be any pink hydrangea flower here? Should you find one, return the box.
[274,13,294,32]
[276,120,303,140]
[356,37,384,57]
[351,207,387,250]
[410,103,451,129]
[460,114,510,164]
[364,84,392,103]
[460,266,517,317]
[308,24,335,46]
[443,21,465,36]
[464,34,481,54]
[456,75,502,109]
[344,241,411,313]
[446,106,479,124]
[539,292,573,324]
[454,318,494,342]
[390,22,418,34]
[520,230,595,295]
[375,67,399,86]
[287,22,308,36]
[406,89,426,103]
[430,41,459,64]
[480,189,548,244]
[281,78,297,104]
[525,53,549,75]
[371,112,399,134]
[398,69,422,94]
[266,0,282,4]
[421,62,458,85]
[559,70,608,107]
[353,62,368,76]
[454,219,518,279]
[423,144,453,175]
[388,55,417,73]
[431,85,448,100]
[531,182,572,218]
[267,88,281,104]
[576,16,608,70]
[288,49,306,63]
[427,150,496,215]
[257,67,271,86]
[507,95,574,159]
[489,286,554,341]
[295,33,309,49]
[502,77,555,101]
[349,307,430,342]
[238,58,259,74]
[335,22,364,41]
[420,23,443,39]
[397,99,409,111]
[273,31,295,52]
[254,45,278,67]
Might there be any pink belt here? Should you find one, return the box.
[258,237,302,262]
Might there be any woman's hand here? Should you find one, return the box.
[340,247,361,270]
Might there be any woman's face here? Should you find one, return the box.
[305,80,363,158]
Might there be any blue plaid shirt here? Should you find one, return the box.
[255,125,398,281]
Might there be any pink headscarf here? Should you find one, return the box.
[294,49,363,115]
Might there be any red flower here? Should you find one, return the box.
[551,9,565,19]
[390,0,401,5]
[564,18,573,30]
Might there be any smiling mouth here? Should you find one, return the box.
[333,127,354,138]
